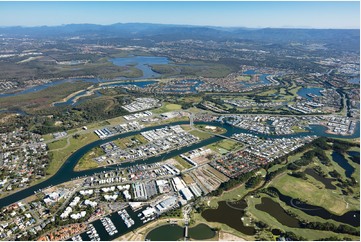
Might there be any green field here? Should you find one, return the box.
[74,147,104,171]
[269,172,358,215]
[208,139,242,154]
[189,130,214,140]
[153,103,182,114]
[43,132,99,180]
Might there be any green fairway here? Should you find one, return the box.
[269,172,358,215]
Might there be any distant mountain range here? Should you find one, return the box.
[0,23,359,47]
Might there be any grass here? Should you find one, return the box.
[189,130,214,140]
[45,133,99,178]
[180,124,192,131]
[74,147,105,171]
[207,184,249,209]
[174,156,193,169]
[269,172,358,215]
[152,102,182,114]
[291,125,309,133]
[208,139,242,152]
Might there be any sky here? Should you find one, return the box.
[0,1,359,29]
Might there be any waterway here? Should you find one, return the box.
[0,78,105,98]
[53,81,157,106]
[297,87,324,100]
[145,223,216,241]
[109,56,170,79]
[331,151,355,178]
[0,55,166,98]
[0,121,359,208]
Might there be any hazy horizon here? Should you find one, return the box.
[0,1,359,29]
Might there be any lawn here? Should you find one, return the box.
[208,139,242,152]
[153,102,182,114]
[74,147,105,171]
[189,130,214,140]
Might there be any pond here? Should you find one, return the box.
[255,197,300,228]
[297,87,324,100]
[202,200,256,235]
[145,223,216,241]
[304,168,336,190]
[347,151,360,164]
[331,151,355,178]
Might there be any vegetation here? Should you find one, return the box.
[74,147,104,171]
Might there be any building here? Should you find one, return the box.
[179,188,194,201]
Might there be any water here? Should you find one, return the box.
[0,78,105,98]
[0,55,164,99]
[53,81,157,106]
[145,224,184,241]
[188,223,216,240]
[109,56,170,79]
[145,223,215,241]
[347,151,360,164]
[347,78,360,84]
[307,123,360,139]
[304,168,336,190]
[242,74,271,87]
[53,90,89,107]
[162,80,203,93]
[269,187,359,227]
[255,197,300,228]
[202,201,256,235]
[0,121,359,208]
[102,80,157,88]
[76,206,145,241]
[243,70,257,75]
[331,151,355,178]
[297,87,323,100]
